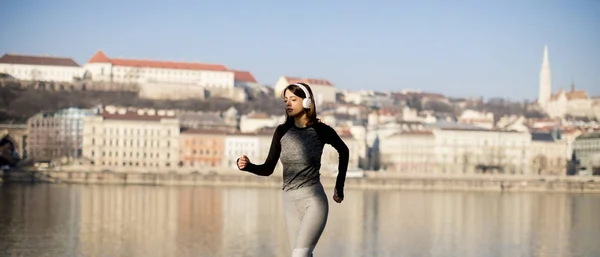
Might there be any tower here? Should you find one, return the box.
[538,45,552,108]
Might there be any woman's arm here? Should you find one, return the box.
[318,123,350,198]
[238,125,287,176]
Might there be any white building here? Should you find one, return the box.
[224,135,261,169]
[594,100,600,121]
[273,76,337,107]
[27,107,99,162]
[334,104,365,117]
[239,111,285,133]
[536,46,594,119]
[81,106,180,171]
[343,90,374,105]
[458,110,495,129]
[322,133,361,173]
[432,128,531,174]
[0,53,84,82]
[545,84,594,119]
[380,131,436,173]
[496,115,529,132]
[138,82,206,100]
[84,50,234,89]
[572,132,600,176]
[529,132,568,175]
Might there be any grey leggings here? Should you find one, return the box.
[282,182,329,257]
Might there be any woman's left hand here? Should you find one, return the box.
[333,188,343,203]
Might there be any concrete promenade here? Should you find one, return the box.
[2,168,600,193]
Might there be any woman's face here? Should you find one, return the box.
[284,89,305,117]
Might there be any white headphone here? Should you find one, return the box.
[292,83,312,109]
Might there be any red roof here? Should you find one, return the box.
[566,90,588,100]
[0,53,80,67]
[285,76,333,87]
[233,70,257,83]
[87,50,228,72]
[88,50,110,63]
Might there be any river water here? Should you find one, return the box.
[1,183,599,257]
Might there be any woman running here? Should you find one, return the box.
[237,82,349,257]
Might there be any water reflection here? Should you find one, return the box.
[1,184,599,257]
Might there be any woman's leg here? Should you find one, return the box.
[291,186,329,257]
[283,192,302,252]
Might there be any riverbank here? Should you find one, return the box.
[2,168,600,193]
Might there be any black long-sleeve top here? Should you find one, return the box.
[238,122,350,198]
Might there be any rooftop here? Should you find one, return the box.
[576,132,600,140]
[233,70,257,83]
[0,53,80,67]
[531,131,560,142]
[88,50,228,72]
[284,76,333,87]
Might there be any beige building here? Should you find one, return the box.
[379,131,436,173]
[0,53,84,83]
[458,110,495,129]
[81,107,180,172]
[529,132,568,175]
[27,107,98,162]
[594,100,600,121]
[545,84,594,119]
[223,132,262,170]
[273,76,337,108]
[222,129,280,171]
[138,82,206,100]
[321,133,361,173]
[432,128,531,174]
[239,112,284,133]
[205,86,247,102]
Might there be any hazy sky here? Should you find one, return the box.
[1,0,599,100]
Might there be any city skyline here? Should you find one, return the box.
[1,0,599,100]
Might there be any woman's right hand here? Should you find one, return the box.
[237,155,250,170]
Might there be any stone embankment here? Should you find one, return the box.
[2,168,599,193]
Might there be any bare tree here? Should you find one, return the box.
[533,155,548,175]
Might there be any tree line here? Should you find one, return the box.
[0,86,284,123]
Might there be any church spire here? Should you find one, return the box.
[542,45,550,69]
[538,45,552,108]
